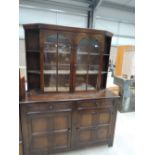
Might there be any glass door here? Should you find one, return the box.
[43,34,57,92]
[57,35,71,92]
[75,39,89,91]
[43,33,71,92]
[75,38,100,91]
[87,39,100,90]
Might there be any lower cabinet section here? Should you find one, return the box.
[20,99,117,155]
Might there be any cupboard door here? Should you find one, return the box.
[28,111,71,154]
[57,34,72,92]
[75,108,112,147]
[95,109,112,143]
[87,39,100,91]
[75,110,97,146]
[75,38,89,91]
[75,35,101,91]
[42,31,58,92]
[50,112,71,152]
[41,30,73,92]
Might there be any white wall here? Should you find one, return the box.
[19,7,135,46]
[95,18,135,46]
[96,6,135,24]
[19,7,87,39]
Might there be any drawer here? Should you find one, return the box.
[53,102,72,111]
[77,101,97,108]
[27,103,52,113]
[27,102,72,113]
[77,99,113,110]
[97,99,113,108]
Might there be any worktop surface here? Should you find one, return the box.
[20,89,119,104]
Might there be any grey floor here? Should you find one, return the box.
[54,112,135,155]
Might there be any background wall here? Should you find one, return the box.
[19,7,135,44]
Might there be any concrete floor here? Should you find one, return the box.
[54,112,135,155]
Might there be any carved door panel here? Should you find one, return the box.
[28,112,71,155]
[50,112,71,152]
[95,109,112,143]
[75,110,97,146]
[75,108,112,147]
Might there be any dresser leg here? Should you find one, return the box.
[108,140,113,147]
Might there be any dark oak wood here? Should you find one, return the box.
[24,24,112,93]
[20,90,119,155]
[19,70,25,100]
[20,24,119,155]
[19,110,24,155]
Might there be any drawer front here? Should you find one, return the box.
[27,103,51,113]
[27,102,73,114]
[53,102,72,111]
[77,101,97,109]
[77,99,113,110]
[97,99,113,108]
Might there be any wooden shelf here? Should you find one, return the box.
[44,51,70,54]
[77,52,99,56]
[44,51,56,53]
[44,87,56,92]
[58,87,69,91]
[44,87,69,92]
[76,70,107,75]
[76,70,99,75]
[44,70,70,74]
[87,86,96,90]
[101,71,108,74]
[75,84,96,91]
[88,71,99,74]
[28,70,107,75]
[28,70,40,74]
[27,50,39,52]
[44,70,57,74]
